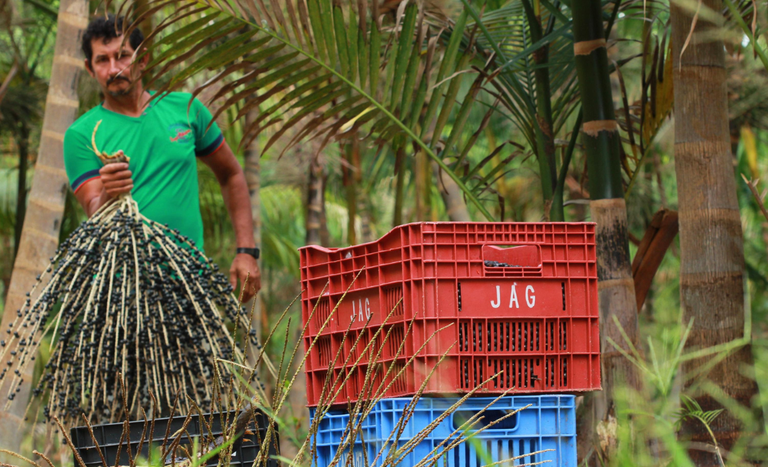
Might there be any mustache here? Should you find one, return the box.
[107,75,131,86]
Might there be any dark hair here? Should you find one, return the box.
[82,15,144,69]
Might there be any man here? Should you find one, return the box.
[64,15,260,301]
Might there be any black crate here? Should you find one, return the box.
[70,410,279,467]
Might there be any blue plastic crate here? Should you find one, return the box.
[309,395,576,467]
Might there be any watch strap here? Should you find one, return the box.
[236,247,260,260]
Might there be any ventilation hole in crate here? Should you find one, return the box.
[348,336,359,363]
[452,409,518,434]
[505,359,511,388]
[365,367,384,396]
[545,356,556,388]
[519,322,538,352]
[529,322,534,351]
[522,322,528,351]
[390,362,407,394]
[461,358,471,389]
[489,359,499,389]
[388,326,405,358]
[525,358,531,388]
[315,298,331,327]
[562,281,566,310]
[358,367,380,398]
[518,439,528,463]
[384,286,404,317]
[547,321,555,351]
[452,442,462,467]
[500,322,547,352]
[473,359,484,388]
[563,358,568,386]
[504,322,510,351]
[517,358,524,388]
[478,322,484,352]
[561,321,568,350]
[469,321,558,353]
[485,323,494,351]
[459,321,469,352]
[318,336,332,368]
[527,438,539,464]
[501,322,506,352]
[486,358,543,390]
[487,322,493,352]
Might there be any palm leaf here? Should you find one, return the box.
[461,0,578,157]
[134,0,496,219]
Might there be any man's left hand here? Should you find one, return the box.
[230,253,261,303]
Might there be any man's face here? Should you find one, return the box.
[86,36,145,97]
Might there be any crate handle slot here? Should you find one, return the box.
[452,409,519,431]
[482,245,541,268]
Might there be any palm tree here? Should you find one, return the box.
[460,0,577,220]
[571,0,641,461]
[0,0,89,456]
[0,4,55,257]
[671,0,764,460]
[458,0,655,222]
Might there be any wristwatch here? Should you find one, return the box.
[236,247,260,260]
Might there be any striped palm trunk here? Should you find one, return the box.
[0,0,89,456]
[671,0,764,462]
[571,0,641,455]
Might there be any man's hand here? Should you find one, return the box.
[230,253,261,303]
[100,162,133,198]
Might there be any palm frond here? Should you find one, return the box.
[462,0,578,145]
[134,0,498,218]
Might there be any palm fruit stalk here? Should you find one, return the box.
[0,121,266,426]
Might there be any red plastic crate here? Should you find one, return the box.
[299,223,600,407]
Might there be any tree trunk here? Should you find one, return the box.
[525,2,557,219]
[13,123,29,258]
[393,147,406,226]
[132,0,153,39]
[671,0,764,462]
[434,161,470,221]
[0,63,18,106]
[572,0,641,461]
[306,158,326,245]
[343,139,360,243]
[414,150,428,221]
[0,0,88,456]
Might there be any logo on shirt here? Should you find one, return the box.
[168,123,193,143]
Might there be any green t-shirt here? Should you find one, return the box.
[64,92,224,250]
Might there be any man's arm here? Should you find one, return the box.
[199,141,261,301]
[74,163,134,217]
